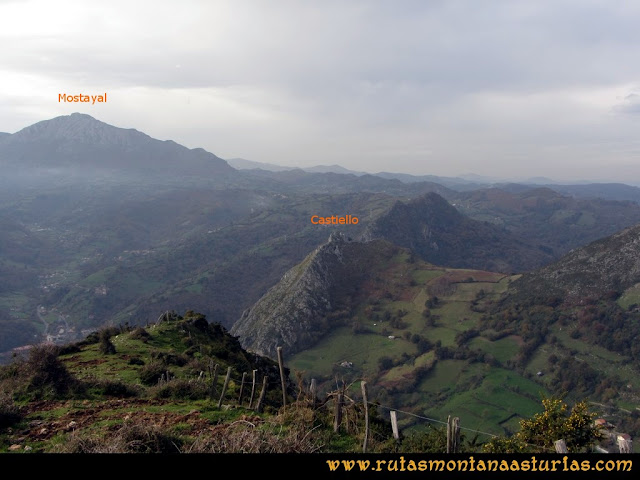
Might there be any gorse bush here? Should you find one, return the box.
[139,361,171,386]
[483,397,603,453]
[151,350,189,367]
[99,334,116,355]
[55,421,183,453]
[0,390,21,428]
[130,327,151,343]
[87,378,140,398]
[189,407,325,453]
[150,378,209,400]
[25,344,79,398]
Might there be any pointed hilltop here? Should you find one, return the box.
[231,234,403,359]
[362,192,553,273]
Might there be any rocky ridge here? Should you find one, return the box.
[231,233,399,359]
[510,223,640,303]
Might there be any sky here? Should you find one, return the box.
[1,0,640,183]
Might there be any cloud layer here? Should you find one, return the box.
[1,0,640,182]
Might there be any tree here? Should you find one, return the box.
[378,356,393,371]
[99,329,117,355]
[483,397,603,453]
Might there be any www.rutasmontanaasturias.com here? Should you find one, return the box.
[325,456,633,473]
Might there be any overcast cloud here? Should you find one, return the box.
[1,0,640,183]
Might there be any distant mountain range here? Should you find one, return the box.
[1,112,640,356]
[2,112,640,441]
[227,157,640,202]
[227,157,495,190]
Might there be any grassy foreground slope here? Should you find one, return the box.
[0,309,612,455]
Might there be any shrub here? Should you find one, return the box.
[151,351,188,367]
[150,378,209,400]
[87,378,140,398]
[378,356,393,370]
[483,397,603,453]
[99,335,116,355]
[398,425,449,453]
[130,327,151,343]
[188,408,323,453]
[57,343,82,356]
[80,331,100,345]
[185,358,208,377]
[25,344,77,398]
[55,421,183,453]
[96,327,118,355]
[0,391,21,428]
[139,361,170,386]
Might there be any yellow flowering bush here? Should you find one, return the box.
[484,397,603,453]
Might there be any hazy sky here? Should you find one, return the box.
[1,0,640,183]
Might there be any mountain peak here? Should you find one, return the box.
[362,192,552,272]
[0,114,234,178]
[11,112,150,146]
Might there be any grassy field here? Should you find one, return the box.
[288,259,552,436]
[469,336,521,364]
[417,365,546,435]
[617,283,640,310]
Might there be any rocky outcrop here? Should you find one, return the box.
[511,223,640,303]
[231,233,398,359]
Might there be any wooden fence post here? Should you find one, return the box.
[249,369,257,408]
[361,381,369,453]
[390,411,400,441]
[447,416,460,453]
[618,436,632,453]
[554,439,568,453]
[217,367,232,408]
[334,383,345,433]
[277,346,287,408]
[310,378,317,409]
[209,363,219,401]
[255,375,268,413]
[238,372,247,405]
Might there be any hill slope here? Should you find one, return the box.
[231,220,640,439]
[454,187,640,258]
[509,222,640,303]
[362,192,553,272]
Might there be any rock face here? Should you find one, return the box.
[511,223,640,303]
[231,233,398,359]
[362,192,553,273]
